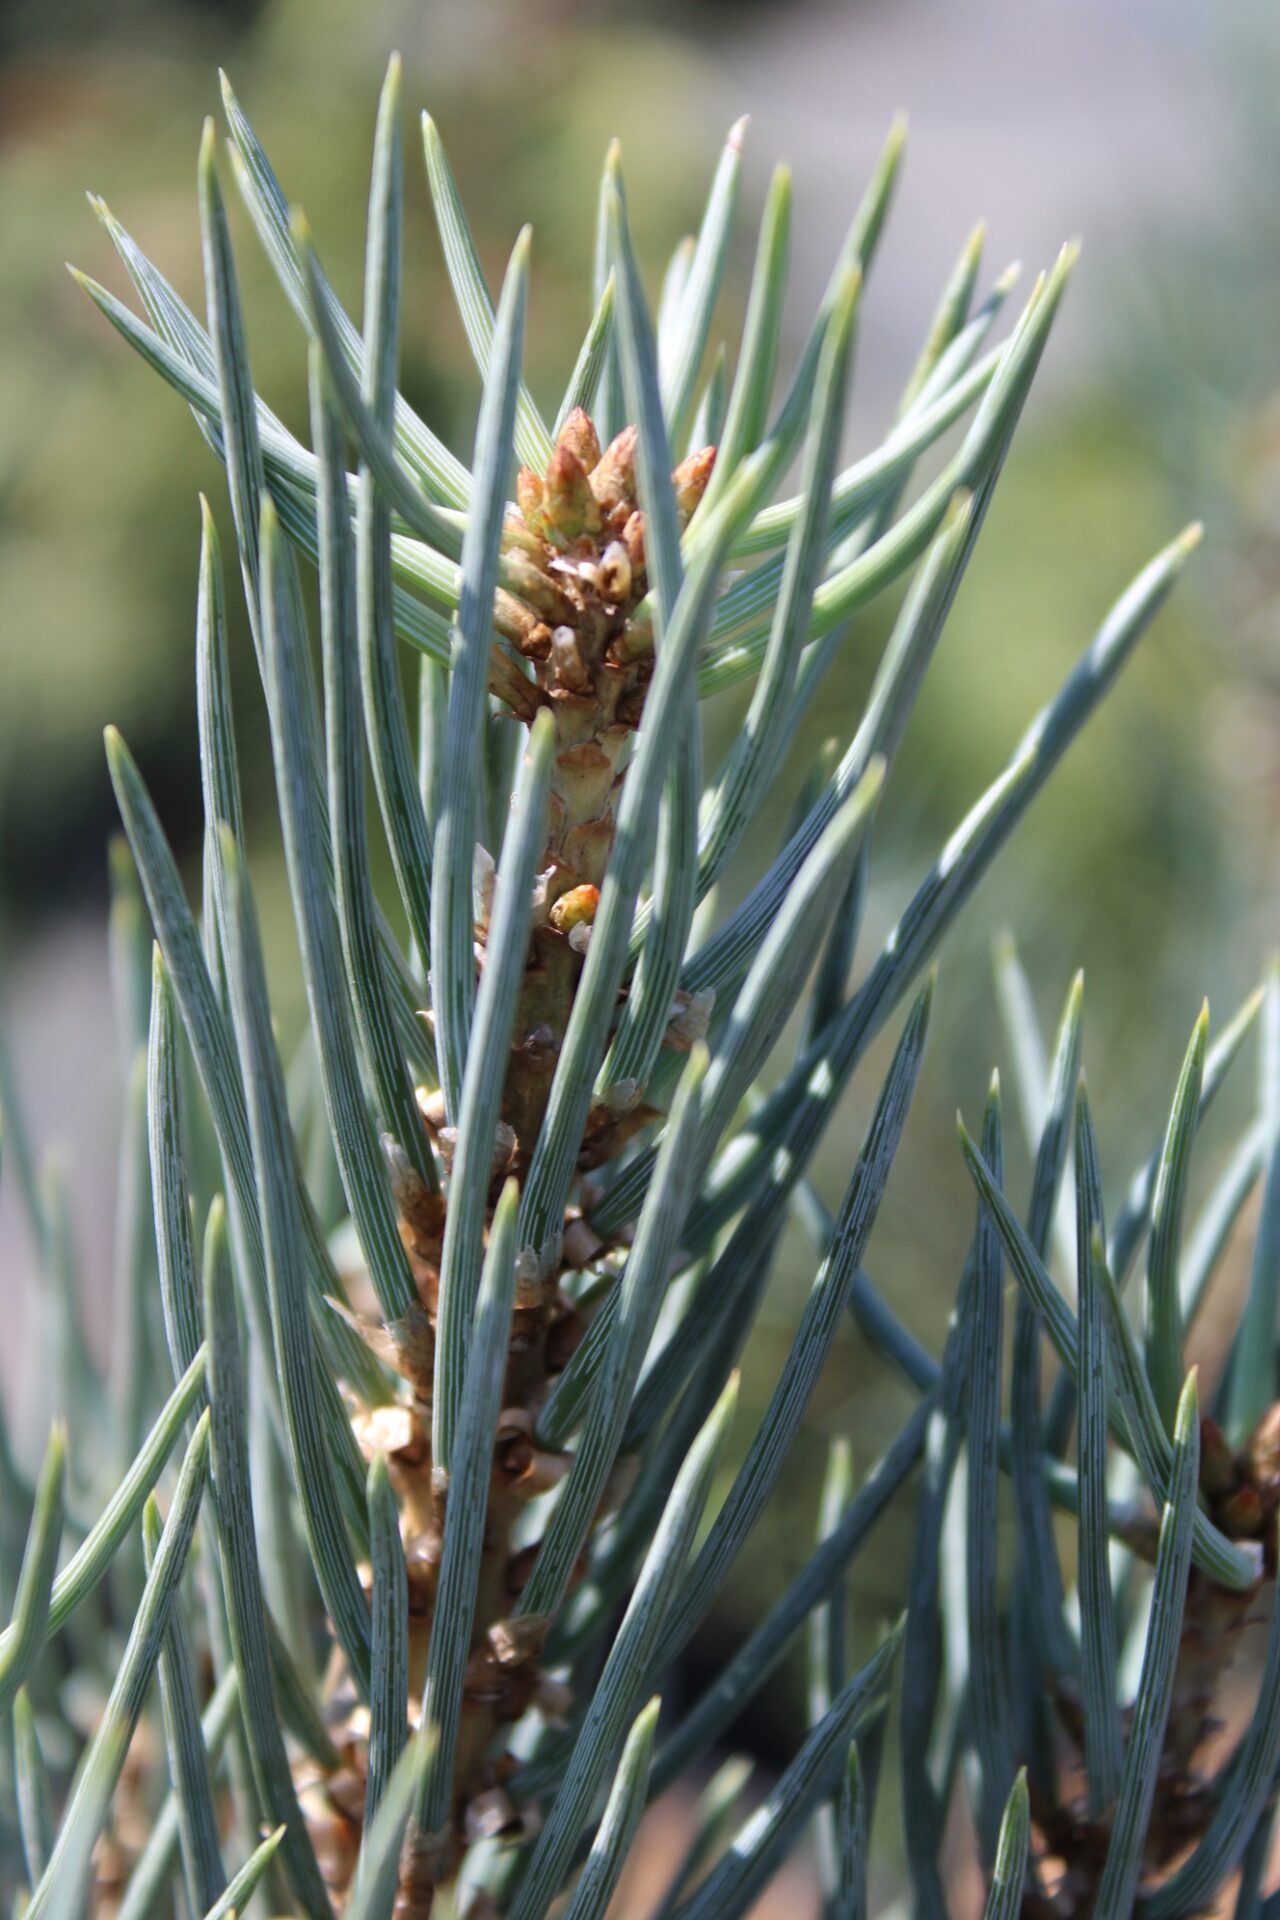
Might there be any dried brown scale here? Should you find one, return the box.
[304,408,717,1909]
[393,1850,437,1920]
[1015,1403,1280,1916]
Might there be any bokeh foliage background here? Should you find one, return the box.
[2,0,1279,1888]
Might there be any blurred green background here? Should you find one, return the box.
[2,0,1279,1901]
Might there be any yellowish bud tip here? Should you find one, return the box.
[858,753,887,807]
[944,487,974,530]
